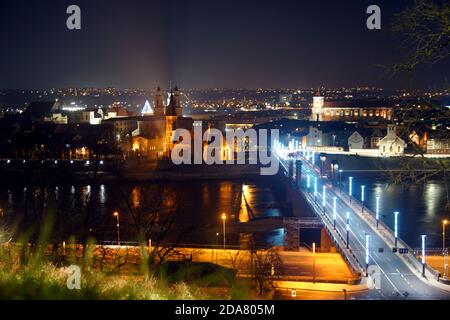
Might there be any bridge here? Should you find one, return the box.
[273,140,450,299]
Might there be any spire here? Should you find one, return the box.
[154,86,165,116]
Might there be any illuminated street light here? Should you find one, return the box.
[348,177,353,203]
[113,211,120,246]
[312,242,316,283]
[394,211,399,248]
[312,151,315,166]
[365,234,371,276]
[221,213,227,249]
[307,174,311,189]
[314,177,317,199]
[346,212,350,249]
[443,220,448,252]
[338,169,343,191]
[375,196,380,228]
[322,185,326,211]
[320,156,326,176]
[421,235,426,277]
[333,197,337,229]
[361,185,365,213]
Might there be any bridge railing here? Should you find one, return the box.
[297,154,443,281]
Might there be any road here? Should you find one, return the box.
[276,147,450,299]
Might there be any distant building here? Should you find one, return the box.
[426,134,450,155]
[348,131,365,150]
[43,113,68,124]
[348,128,386,150]
[310,90,393,122]
[304,122,355,148]
[279,94,293,105]
[22,101,59,122]
[379,125,406,156]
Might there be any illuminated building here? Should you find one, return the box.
[310,89,393,122]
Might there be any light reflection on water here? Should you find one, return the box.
[342,173,448,248]
[0,176,447,248]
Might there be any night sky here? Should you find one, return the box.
[0,0,448,90]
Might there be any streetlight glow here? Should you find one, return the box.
[346,211,350,249]
[365,234,371,276]
[113,211,120,246]
[333,197,337,229]
[394,211,399,248]
[361,185,365,202]
[443,220,448,252]
[314,177,317,197]
[421,234,426,277]
[307,175,311,188]
[322,185,326,208]
[221,213,227,249]
[349,177,353,198]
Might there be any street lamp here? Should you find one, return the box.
[322,185,326,212]
[421,235,426,277]
[375,196,380,228]
[307,174,311,189]
[320,156,326,176]
[312,242,316,283]
[338,169,343,192]
[314,177,318,201]
[221,213,227,249]
[346,212,350,249]
[394,211,399,248]
[312,151,315,166]
[333,197,337,230]
[443,220,448,252]
[361,185,365,213]
[349,177,353,203]
[365,234,371,276]
[113,211,120,246]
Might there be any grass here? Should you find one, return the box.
[0,242,251,300]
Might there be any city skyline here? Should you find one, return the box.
[1,0,449,90]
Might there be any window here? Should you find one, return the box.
[397,145,401,153]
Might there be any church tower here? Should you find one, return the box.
[164,90,178,157]
[173,86,183,117]
[154,86,165,117]
[311,88,324,121]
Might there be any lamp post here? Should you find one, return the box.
[339,169,343,192]
[312,151,315,166]
[314,177,318,202]
[307,174,311,189]
[221,213,227,249]
[365,234,371,277]
[333,197,337,230]
[346,212,350,249]
[312,242,316,283]
[349,177,353,203]
[320,156,326,177]
[113,211,120,246]
[361,185,365,213]
[443,220,448,253]
[421,235,426,277]
[375,196,380,228]
[322,185,326,213]
[394,211,399,248]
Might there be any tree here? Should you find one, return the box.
[381,0,450,211]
